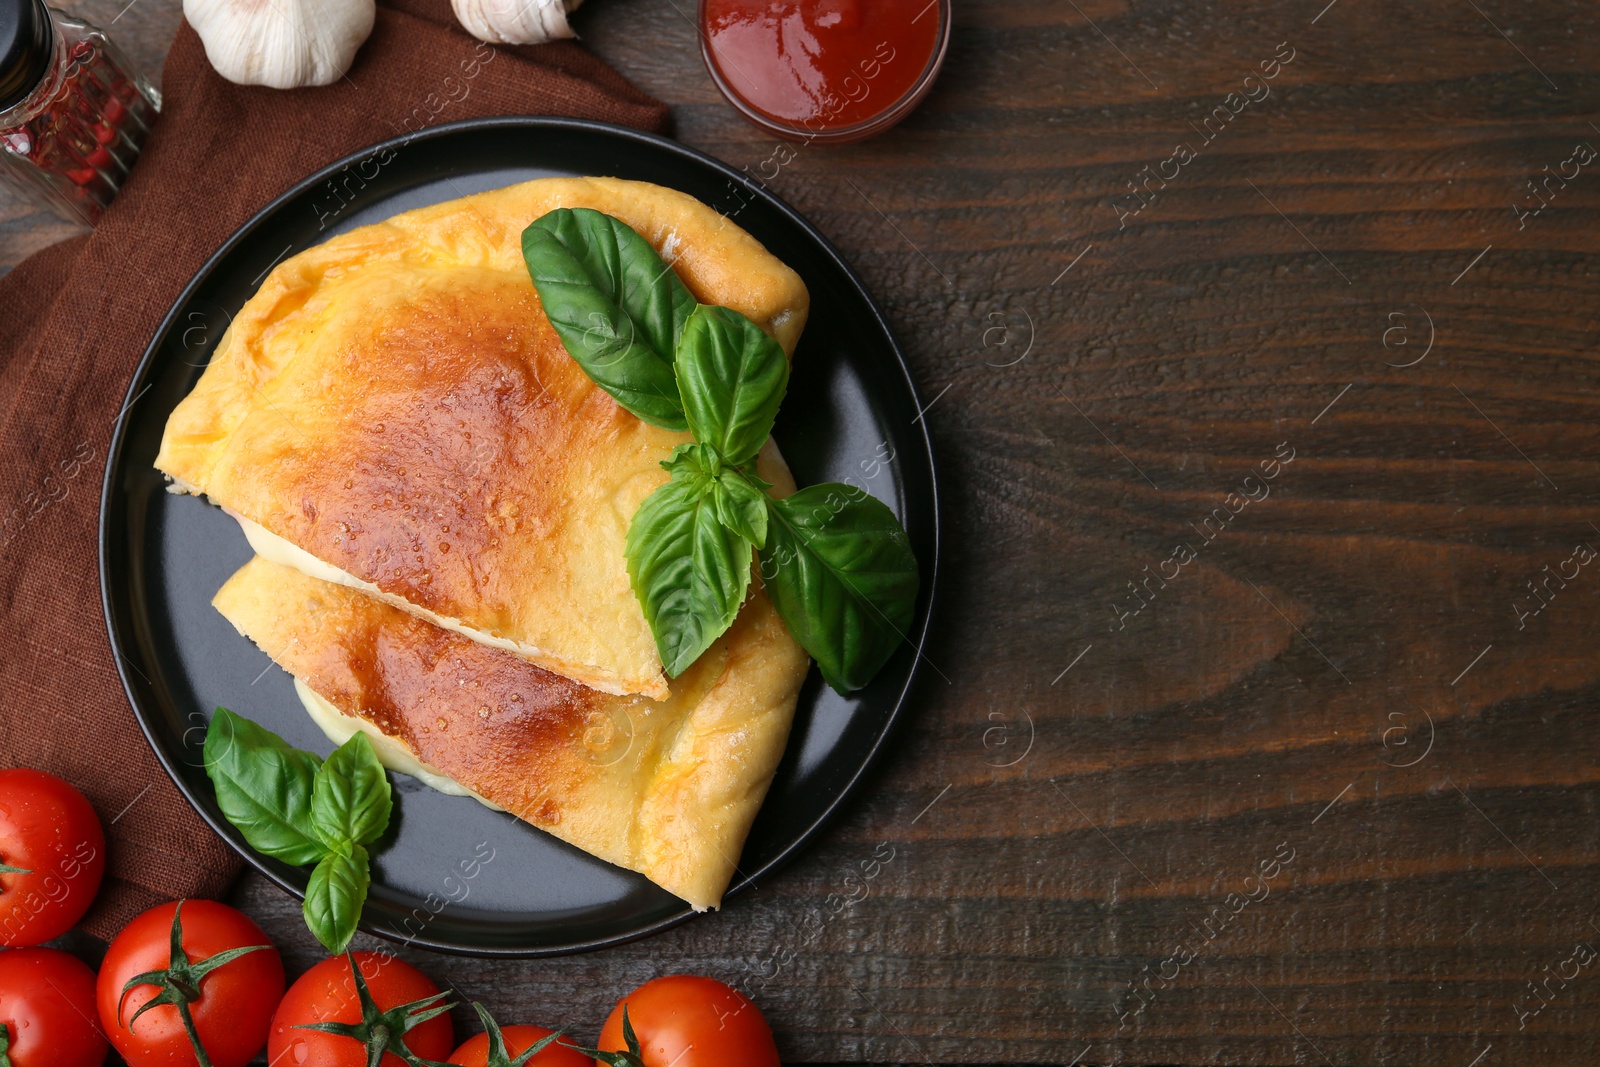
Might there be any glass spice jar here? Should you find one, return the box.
[0,0,160,226]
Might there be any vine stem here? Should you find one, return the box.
[174,999,215,1067]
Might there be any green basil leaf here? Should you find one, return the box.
[714,470,770,549]
[661,441,715,481]
[676,304,789,464]
[522,208,696,430]
[627,475,753,677]
[303,844,369,955]
[760,486,920,693]
[311,732,393,850]
[204,707,325,866]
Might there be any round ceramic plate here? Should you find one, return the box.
[101,117,938,956]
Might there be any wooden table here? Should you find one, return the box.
[9,1,1600,1063]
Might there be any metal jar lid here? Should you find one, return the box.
[0,0,52,114]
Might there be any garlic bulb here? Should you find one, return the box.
[184,0,376,89]
[452,0,585,45]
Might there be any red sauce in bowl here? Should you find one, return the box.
[700,0,949,141]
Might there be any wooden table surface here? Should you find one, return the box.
[9,1,1600,1064]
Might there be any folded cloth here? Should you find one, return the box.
[0,0,668,940]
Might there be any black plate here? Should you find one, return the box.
[100,118,939,957]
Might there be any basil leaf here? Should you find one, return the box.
[627,475,753,677]
[522,208,696,430]
[304,845,369,955]
[311,732,393,850]
[204,707,325,866]
[676,305,789,464]
[760,486,920,694]
[661,441,714,480]
[714,471,770,549]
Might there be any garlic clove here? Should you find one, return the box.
[184,0,377,89]
[452,0,585,46]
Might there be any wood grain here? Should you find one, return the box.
[13,0,1600,1063]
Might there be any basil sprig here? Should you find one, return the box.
[523,209,919,693]
[204,708,392,954]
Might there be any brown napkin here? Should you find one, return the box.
[0,0,667,940]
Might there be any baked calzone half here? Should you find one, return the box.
[156,177,809,699]
[212,554,810,912]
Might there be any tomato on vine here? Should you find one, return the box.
[95,899,283,1067]
[268,951,455,1067]
[446,1002,589,1067]
[0,947,107,1067]
[0,768,105,945]
[586,976,779,1067]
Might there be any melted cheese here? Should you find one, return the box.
[292,677,502,810]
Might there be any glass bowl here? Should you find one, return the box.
[698,0,952,144]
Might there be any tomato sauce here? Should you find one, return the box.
[701,0,944,136]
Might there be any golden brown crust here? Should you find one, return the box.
[212,554,810,911]
[158,178,810,699]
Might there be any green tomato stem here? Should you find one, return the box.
[0,861,31,900]
[174,998,216,1067]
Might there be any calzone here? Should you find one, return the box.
[156,178,809,699]
[212,552,810,911]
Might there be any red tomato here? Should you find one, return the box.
[0,768,106,945]
[448,1023,594,1067]
[269,952,454,1067]
[0,947,108,1067]
[598,976,778,1067]
[96,899,283,1067]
